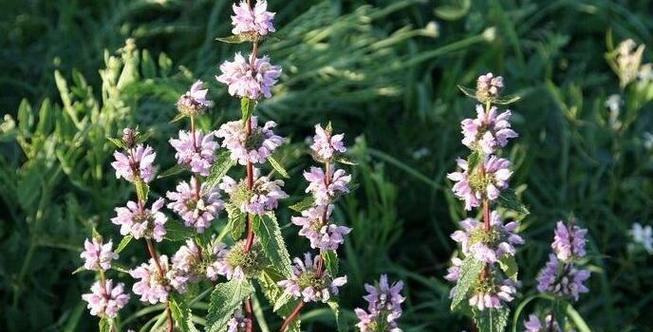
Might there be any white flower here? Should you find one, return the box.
[630,222,653,254]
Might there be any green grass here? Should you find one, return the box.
[1,0,653,331]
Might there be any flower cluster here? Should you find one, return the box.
[216,116,284,165]
[535,221,591,302]
[131,256,172,304]
[523,314,562,332]
[80,238,117,271]
[82,279,130,319]
[231,0,275,37]
[446,73,523,319]
[169,129,219,176]
[168,239,204,293]
[166,177,224,233]
[209,240,267,281]
[278,253,347,303]
[112,143,157,183]
[220,169,288,215]
[111,198,168,242]
[177,80,213,115]
[216,52,281,100]
[354,275,405,332]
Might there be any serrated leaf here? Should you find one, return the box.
[165,219,195,242]
[257,268,300,331]
[170,294,199,332]
[474,307,509,332]
[241,97,256,124]
[267,156,289,178]
[289,196,315,213]
[451,256,484,311]
[106,137,125,149]
[327,301,348,332]
[226,203,246,240]
[206,280,254,332]
[157,164,186,179]
[204,150,236,192]
[111,262,132,274]
[498,255,518,281]
[134,179,149,203]
[115,235,133,254]
[322,250,339,275]
[254,214,292,277]
[498,188,529,215]
[216,34,254,44]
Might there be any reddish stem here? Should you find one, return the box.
[280,301,305,332]
[245,298,255,332]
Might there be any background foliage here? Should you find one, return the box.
[1,0,652,331]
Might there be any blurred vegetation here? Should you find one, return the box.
[1,0,653,331]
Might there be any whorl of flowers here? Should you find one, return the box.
[461,104,518,154]
[219,169,288,215]
[311,123,346,161]
[551,221,587,262]
[304,166,352,206]
[209,240,267,281]
[447,155,512,210]
[231,0,275,37]
[169,129,219,176]
[467,277,517,311]
[111,143,157,183]
[177,80,213,115]
[80,237,117,271]
[523,314,562,332]
[476,72,504,102]
[450,211,524,264]
[111,198,168,242]
[536,254,590,302]
[131,255,172,304]
[216,52,281,100]
[278,252,347,303]
[291,204,351,251]
[215,116,285,165]
[354,274,405,332]
[166,177,224,233]
[82,279,130,319]
[168,239,204,293]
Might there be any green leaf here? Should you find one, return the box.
[267,156,289,178]
[565,302,592,332]
[216,34,255,44]
[204,150,236,192]
[493,95,521,105]
[451,256,484,311]
[157,164,186,179]
[241,97,256,123]
[115,235,133,254]
[111,262,131,274]
[17,99,34,135]
[170,294,199,332]
[498,255,518,281]
[457,85,477,99]
[206,280,254,332]
[71,266,85,275]
[257,268,301,331]
[334,156,357,165]
[289,196,315,213]
[254,214,293,278]
[434,0,471,21]
[321,250,339,275]
[497,188,529,215]
[226,203,246,240]
[474,307,510,332]
[170,112,187,124]
[165,219,195,242]
[98,318,111,332]
[467,150,481,170]
[134,179,149,203]
[106,136,125,149]
[327,301,348,332]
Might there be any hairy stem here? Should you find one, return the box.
[280,301,305,332]
[245,297,255,332]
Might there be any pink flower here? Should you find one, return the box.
[131,255,171,304]
[169,129,219,176]
[461,104,518,154]
[219,169,288,215]
[304,167,351,206]
[523,314,561,332]
[355,274,405,332]
[111,144,157,183]
[468,278,517,311]
[310,124,346,161]
[80,238,117,271]
[111,198,168,242]
[536,254,590,302]
[291,204,351,250]
[215,117,284,165]
[168,239,203,293]
[82,279,130,318]
[227,308,250,332]
[167,177,224,233]
[206,241,235,280]
[278,253,347,303]
[444,257,463,283]
[450,211,523,263]
[552,221,587,261]
[476,72,504,100]
[216,53,281,100]
[447,155,512,210]
[208,240,264,281]
[231,0,275,37]
[177,80,213,115]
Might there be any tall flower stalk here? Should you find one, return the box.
[445,73,526,331]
